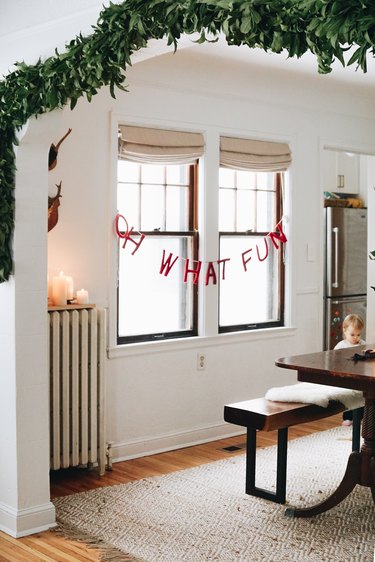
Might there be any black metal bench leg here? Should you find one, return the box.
[352,407,362,452]
[245,426,288,504]
[276,427,288,503]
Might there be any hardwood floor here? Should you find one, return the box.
[0,415,343,561]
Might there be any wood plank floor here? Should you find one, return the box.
[0,415,344,561]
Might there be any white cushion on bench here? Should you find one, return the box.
[265,382,364,410]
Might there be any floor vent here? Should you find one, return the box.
[221,443,246,452]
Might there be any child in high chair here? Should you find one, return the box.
[334,313,365,425]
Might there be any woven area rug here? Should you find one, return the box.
[53,427,375,562]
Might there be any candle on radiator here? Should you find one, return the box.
[52,271,68,305]
[76,288,89,305]
[66,276,74,300]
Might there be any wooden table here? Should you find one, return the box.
[276,345,375,517]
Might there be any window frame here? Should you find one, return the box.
[218,171,285,334]
[116,162,199,345]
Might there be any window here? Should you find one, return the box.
[117,160,198,343]
[116,128,289,345]
[218,169,285,332]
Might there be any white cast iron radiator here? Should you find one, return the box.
[48,306,107,475]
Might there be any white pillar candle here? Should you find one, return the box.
[76,289,89,305]
[52,271,68,305]
[66,276,74,300]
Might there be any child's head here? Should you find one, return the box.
[342,314,364,345]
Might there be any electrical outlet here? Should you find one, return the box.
[197,352,206,371]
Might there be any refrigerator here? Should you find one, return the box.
[324,206,367,350]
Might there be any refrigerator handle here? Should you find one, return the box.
[332,226,339,288]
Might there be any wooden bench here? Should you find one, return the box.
[224,398,362,504]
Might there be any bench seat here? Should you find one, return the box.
[224,398,362,504]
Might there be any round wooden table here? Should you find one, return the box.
[276,345,375,517]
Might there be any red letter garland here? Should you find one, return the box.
[115,215,287,284]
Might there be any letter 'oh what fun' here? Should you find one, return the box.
[115,213,287,286]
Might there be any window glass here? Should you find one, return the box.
[117,159,197,343]
[166,186,189,230]
[219,235,280,327]
[118,236,195,338]
[117,183,139,229]
[141,185,164,231]
[218,168,284,331]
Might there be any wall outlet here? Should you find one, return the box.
[197,352,206,371]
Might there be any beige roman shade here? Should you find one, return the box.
[119,125,205,164]
[220,136,291,172]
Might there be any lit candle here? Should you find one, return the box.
[66,276,74,300]
[76,289,89,305]
[52,271,68,305]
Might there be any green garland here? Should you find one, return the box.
[0,0,374,283]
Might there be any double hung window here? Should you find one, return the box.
[117,126,203,344]
[218,136,289,333]
[218,169,285,331]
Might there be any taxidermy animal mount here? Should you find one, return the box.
[48,128,72,170]
[48,181,62,232]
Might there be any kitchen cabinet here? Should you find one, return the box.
[322,149,360,194]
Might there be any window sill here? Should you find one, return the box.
[107,326,296,359]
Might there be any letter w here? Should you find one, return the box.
[160,250,179,277]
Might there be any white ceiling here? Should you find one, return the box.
[1,0,375,92]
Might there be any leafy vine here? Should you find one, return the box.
[0,0,374,282]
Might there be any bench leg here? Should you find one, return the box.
[245,426,288,504]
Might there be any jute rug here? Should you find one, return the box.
[53,427,375,562]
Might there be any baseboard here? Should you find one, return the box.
[113,422,245,462]
[0,500,56,538]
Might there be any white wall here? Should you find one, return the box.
[0,115,59,537]
[46,46,375,461]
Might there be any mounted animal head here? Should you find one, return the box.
[48,128,72,170]
[48,181,62,232]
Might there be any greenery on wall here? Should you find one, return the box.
[0,0,374,283]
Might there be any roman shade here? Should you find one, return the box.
[220,136,291,172]
[118,125,205,164]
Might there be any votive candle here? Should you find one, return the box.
[76,288,89,305]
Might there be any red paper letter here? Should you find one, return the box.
[160,250,179,277]
[115,213,145,255]
[268,222,287,249]
[256,238,269,262]
[217,258,230,280]
[241,248,253,272]
[184,259,202,285]
[205,262,217,286]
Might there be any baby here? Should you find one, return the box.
[334,313,365,425]
[333,313,365,350]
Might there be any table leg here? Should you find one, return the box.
[285,393,375,518]
[285,452,361,518]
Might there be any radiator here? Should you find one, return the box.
[48,306,107,475]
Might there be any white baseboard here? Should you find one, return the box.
[0,501,56,538]
[113,422,245,462]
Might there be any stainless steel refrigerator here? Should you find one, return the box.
[324,206,367,350]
